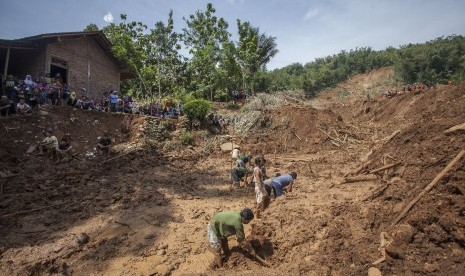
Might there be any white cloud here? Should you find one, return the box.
[103,12,113,23]
[303,8,319,21]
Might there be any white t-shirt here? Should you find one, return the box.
[43,136,59,149]
[232,148,240,159]
[16,103,30,112]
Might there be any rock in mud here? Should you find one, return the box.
[76,233,90,246]
[368,267,382,276]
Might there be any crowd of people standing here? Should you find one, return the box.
[1,73,182,118]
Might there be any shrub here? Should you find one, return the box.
[183,99,212,122]
[180,131,193,145]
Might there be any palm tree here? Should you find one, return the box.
[258,34,279,70]
[249,33,278,94]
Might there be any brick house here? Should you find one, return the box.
[0,31,125,99]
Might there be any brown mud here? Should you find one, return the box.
[0,68,464,275]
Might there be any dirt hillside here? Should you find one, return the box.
[0,69,464,276]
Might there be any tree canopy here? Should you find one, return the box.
[84,3,464,102]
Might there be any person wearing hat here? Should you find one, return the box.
[207,208,255,269]
[270,172,297,198]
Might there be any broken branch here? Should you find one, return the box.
[444,122,465,134]
[383,130,400,145]
[101,152,132,164]
[319,128,345,144]
[369,162,402,174]
[340,174,378,184]
[344,160,372,177]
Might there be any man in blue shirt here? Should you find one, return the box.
[109,91,118,112]
[270,172,297,197]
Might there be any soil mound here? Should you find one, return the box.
[0,76,464,275]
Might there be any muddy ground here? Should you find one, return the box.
[0,69,464,275]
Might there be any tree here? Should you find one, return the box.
[147,10,184,99]
[257,33,279,71]
[103,14,150,98]
[236,20,279,95]
[83,23,99,32]
[183,3,231,100]
[236,20,259,94]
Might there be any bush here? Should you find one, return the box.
[183,99,212,122]
[180,131,193,145]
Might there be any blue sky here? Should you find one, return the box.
[1,0,465,70]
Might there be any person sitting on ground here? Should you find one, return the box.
[0,96,12,117]
[16,98,31,115]
[207,208,255,269]
[67,91,77,106]
[37,129,58,158]
[55,137,73,163]
[270,172,297,198]
[218,116,227,132]
[97,132,112,156]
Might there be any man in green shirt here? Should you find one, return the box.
[207,208,255,269]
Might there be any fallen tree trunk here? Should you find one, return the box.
[340,174,378,184]
[391,149,465,226]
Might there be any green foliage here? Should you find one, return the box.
[93,3,463,102]
[395,35,465,85]
[180,131,193,145]
[183,3,232,101]
[182,99,212,122]
[83,23,99,32]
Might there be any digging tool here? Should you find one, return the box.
[243,249,271,267]
[251,253,271,267]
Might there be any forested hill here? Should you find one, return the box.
[262,35,465,97]
[87,2,464,102]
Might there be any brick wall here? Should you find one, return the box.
[47,36,120,99]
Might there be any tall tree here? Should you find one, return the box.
[103,14,150,98]
[147,10,184,99]
[236,20,259,94]
[183,3,231,100]
[237,20,278,94]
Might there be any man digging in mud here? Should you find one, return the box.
[207,208,255,269]
[270,172,297,198]
[231,155,252,187]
